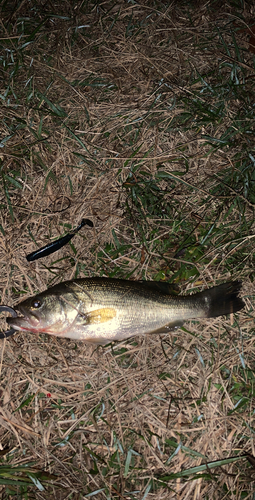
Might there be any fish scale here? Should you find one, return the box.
[7,278,244,344]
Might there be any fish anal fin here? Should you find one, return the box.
[77,308,116,325]
[149,320,184,335]
[82,337,112,345]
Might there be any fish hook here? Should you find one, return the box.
[0,306,18,339]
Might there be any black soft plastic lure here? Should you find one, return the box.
[26,219,93,262]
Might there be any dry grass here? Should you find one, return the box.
[0,0,255,498]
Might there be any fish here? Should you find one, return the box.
[7,278,244,344]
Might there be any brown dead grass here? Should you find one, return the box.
[0,1,255,498]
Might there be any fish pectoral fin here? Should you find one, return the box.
[77,308,116,325]
[149,320,184,334]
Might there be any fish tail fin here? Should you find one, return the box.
[197,281,244,318]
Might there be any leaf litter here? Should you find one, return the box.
[0,0,254,498]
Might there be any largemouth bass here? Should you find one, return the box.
[7,278,244,344]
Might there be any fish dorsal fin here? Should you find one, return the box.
[76,308,116,326]
[138,281,179,296]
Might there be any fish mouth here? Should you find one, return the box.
[6,306,41,332]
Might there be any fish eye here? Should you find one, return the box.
[32,299,42,309]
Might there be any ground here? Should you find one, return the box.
[0,1,255,499]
